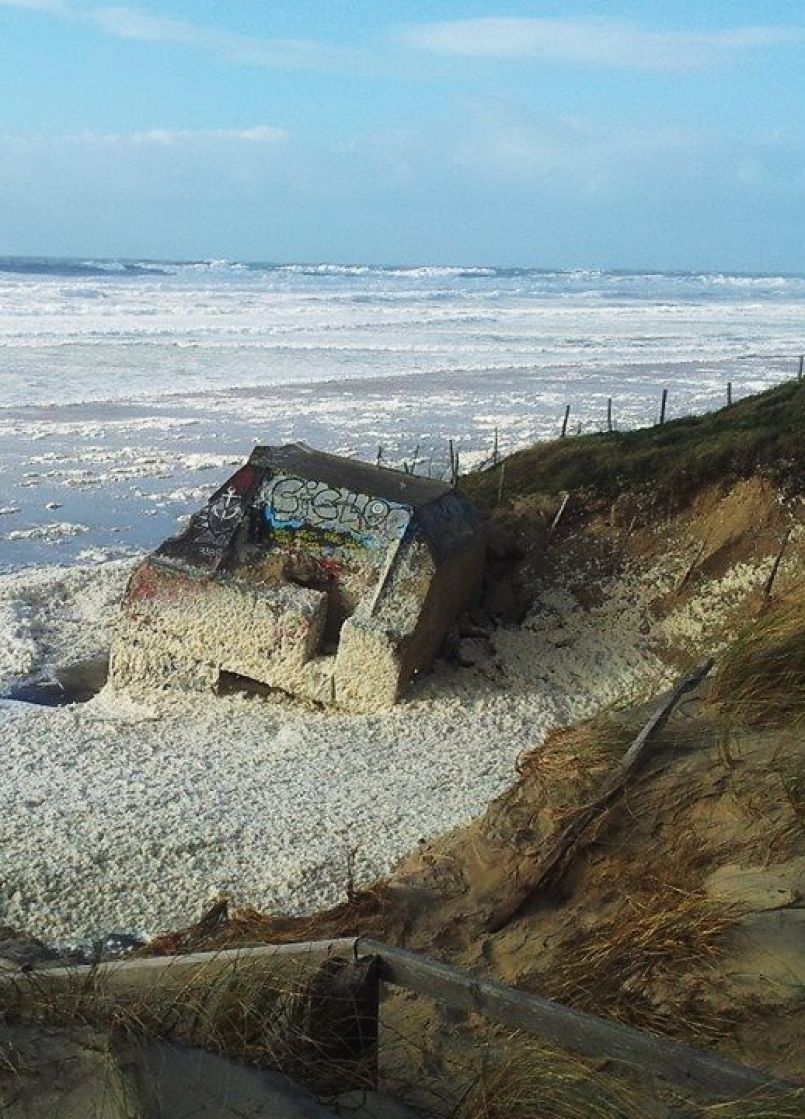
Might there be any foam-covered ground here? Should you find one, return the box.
[0,552,686,944]
[2,261,802,942]
[3,520,799,945]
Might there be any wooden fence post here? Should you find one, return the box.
[448,440,460,486]
[799,355,803,381]
[497,461,506,505]
[560,405,571,438]
[727,381,732,407]
[607,397,613,432]
[659,388,668,425]
[763,527,791,601]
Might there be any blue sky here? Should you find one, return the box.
[1,0,804,269]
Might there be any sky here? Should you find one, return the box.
[1,0,804,270]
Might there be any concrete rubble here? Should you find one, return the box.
[110,444,485,712]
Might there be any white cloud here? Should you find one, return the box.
[85,5,342,68]
[122,126,287,145]
[399,17,802,71]
[454,109,694,191]
[2,0,354,71]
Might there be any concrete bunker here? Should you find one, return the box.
[109,444,486,712]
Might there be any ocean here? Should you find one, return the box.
[1,257,802,571]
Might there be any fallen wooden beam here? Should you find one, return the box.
[361,939,801,1102]
[548,491,570,536]
[484,659,714,934]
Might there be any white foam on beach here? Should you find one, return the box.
[0,555,680,943]
[1,262,800,569]
[0,533,792,943]
[5,522,89,542]
[0,558,133,692]
[0,261,802,942]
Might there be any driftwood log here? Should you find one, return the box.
[484,659,714,934]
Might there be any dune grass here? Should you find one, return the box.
[463,380,805,511]
[455,1035,649,1119]
[528,837,739,1042]
[515,717,634,815]
[713,589,805,729]
[2,953,379,1096]
[699,1095,805,1119]
[143,885,394,955]
[455,1033,805,1119]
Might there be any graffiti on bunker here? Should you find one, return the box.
[261,474,412,546]
[155,464,258,569]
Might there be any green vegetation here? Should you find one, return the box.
[463,380,805,510]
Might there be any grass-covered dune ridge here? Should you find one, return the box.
[464,379,805,510]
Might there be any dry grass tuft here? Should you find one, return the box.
[776,757,805,822]
[699,1091,805,1119]
[3,953,378,1095]
[457,1035,805,1119]
[455,1034,650,1119]
[713,590,805,729]
[532,853,739,1041]
[516,718,631,810]
[144,883,395,956]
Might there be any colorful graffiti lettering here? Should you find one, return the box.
[261,475,411,546]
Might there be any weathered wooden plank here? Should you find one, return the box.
[5,933,801,1102]
[548,492,570,536]
[485,659,714,932]
[1,937,360,999]
[361,939,801,1101]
